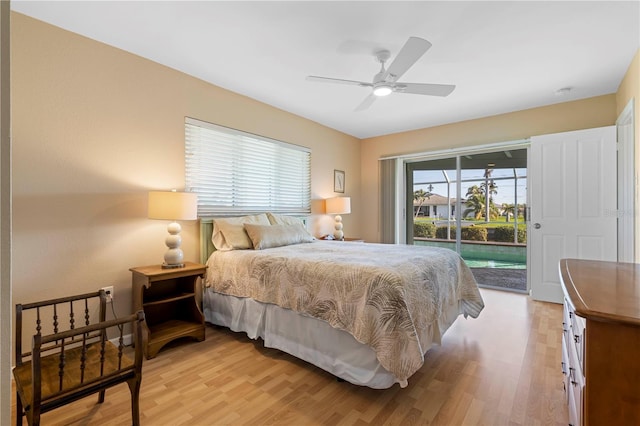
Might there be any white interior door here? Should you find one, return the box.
[529,126,617,303]
[617,100,635,262]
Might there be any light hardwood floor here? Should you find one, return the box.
[11,289,568,425]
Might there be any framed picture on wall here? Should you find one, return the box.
[334,169,345,193]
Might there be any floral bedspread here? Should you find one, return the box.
[205,241,484,386]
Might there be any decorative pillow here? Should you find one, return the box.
[244,223,315,250]
[267,212,305,226]
[212,214,270,251]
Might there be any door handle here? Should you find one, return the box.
[534,223,541,229]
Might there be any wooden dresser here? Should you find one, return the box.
[559,259,640,426]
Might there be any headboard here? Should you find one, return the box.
[199,215,310,264]
[199,218,216,264]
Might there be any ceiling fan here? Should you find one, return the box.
[307,37,455,111]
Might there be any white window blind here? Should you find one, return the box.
[185,117,311,216]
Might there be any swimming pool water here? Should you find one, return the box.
[464,258,526,269]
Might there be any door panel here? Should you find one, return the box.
[541,234,565,288]
[577,138,604,217]
[541,142,566,219]
[530,126,616,303]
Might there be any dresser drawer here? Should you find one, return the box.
[561,334,570,404]
[562,301,571,341]
[567,330,584,425]
[567,384,580,426]
[564,298,586,371]
[561,334,569,376]
[569,310,586,369]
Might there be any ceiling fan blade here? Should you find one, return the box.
[395,83,456,97]
[306,75,372,87]
[384,37,432,82]
[354,94,377,112]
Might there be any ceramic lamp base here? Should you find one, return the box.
[333,215,344,241]
[162,221,185,268]
[162,262,185,269]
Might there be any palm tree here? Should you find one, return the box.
[463,185,485,220]
[481,179,498,201]
[463,185,500,220]
[481,169,498,223]
[519,203,527,220]
[413,188,432,218]
[502,203,515,221]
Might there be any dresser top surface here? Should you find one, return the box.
[560,258,640,325]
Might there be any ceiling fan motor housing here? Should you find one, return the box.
[375,49,391,64]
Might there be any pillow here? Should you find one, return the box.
[244,223,314,250]
[267,212,305,226]
[212,214,270,251]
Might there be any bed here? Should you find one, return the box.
[200,213,484,389]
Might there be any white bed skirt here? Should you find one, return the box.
[203,290,463,389]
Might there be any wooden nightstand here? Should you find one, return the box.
[130,262,207,359]
[324,237,364,242]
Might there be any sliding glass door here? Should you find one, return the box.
[407,148,528,292]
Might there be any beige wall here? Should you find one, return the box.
[359,95,619,243]
[1,1,11,422]
[616,49,639,130]
[11,13,360,316]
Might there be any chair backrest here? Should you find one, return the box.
[13,290,145,422]
[28,312,144,406]
[15,290,108,366]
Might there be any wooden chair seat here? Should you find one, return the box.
[13,341,134,409]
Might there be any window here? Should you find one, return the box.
[185,117,311,216]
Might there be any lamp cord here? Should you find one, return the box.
[109,298,124,334]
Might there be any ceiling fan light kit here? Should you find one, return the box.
[373,84,393,97]
[307,36,456,110]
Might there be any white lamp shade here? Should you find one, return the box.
[325,197,351,215]
[148,191,198,221]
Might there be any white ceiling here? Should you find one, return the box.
[11,1,640,139]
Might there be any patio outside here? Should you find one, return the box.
[411,150,527,292]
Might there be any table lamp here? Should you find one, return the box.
[326,196,351,241]
[148,190,198,268]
